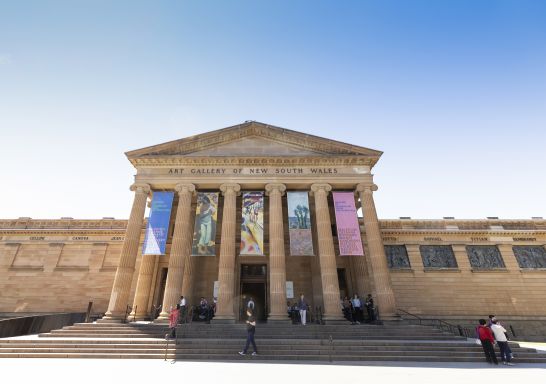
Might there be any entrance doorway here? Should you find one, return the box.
[240,264,267,322]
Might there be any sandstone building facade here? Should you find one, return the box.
[1,122,545,322]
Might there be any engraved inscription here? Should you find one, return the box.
[466,246,505,269]
[420,245,458,268]
[72,236,89,241]
[424,237,442,242]
[385,245,411,269]
[513,246,546,269]
[30,236,45,241]
[471,237,488,242]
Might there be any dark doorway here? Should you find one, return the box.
[337,268,348,299]
[241,282,266,321]
[240,264,267,322]
[153,268,168,319]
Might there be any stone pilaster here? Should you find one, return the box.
[158,183,196,320]
[214,183,240,322]
[357,183,398,320]
[104,183,150,321]
[310,183,344,321]
[130,253,157,320]
[265,183,288,321]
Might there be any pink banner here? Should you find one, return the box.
[333,192,364,256]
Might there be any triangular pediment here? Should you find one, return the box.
[126,121,382,167]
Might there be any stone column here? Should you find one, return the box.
[310,183,344,321]
[130,254,157,320]
[265,183,288,321]
[356,183,397,320]
[214,183,241,322]
[104,183,150,320]
[158,183,196,320]
[181,252,197,305]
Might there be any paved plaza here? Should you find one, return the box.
[1,357,546,384]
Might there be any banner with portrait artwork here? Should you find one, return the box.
[191,192,219,256]
[142,191,174,255]
[240,191,264,255]
[332,192,364,256]
[287,191,314,256]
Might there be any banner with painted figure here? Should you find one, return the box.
[332,192,364,256]
[240,191,264,255]
[287,191,314,256]
[191,192,219,256]
[142,191,175,255]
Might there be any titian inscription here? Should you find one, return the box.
[420,245,458,268]
[466,246,505,269]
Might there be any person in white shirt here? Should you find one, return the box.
[491,319,514,365]
[179,296,187,324]
[351,294,362,324]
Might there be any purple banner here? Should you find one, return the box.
[333,192,364,256]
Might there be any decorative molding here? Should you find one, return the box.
[132,156,375,167]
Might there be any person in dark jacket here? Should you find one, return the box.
[238,308,258,356]
[477,319,498,365]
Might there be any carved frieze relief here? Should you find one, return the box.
[466,245,505,269]
[420,245,458,268]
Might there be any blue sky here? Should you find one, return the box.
[1,1,545,219]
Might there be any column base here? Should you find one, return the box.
[156,311,170,321]
[153,318,169,324]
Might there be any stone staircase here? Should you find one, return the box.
[1,322,545,362]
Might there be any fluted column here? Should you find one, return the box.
[181,252,197,305]
[265,183,288,321]
[214,183,241,322]
[357,183,397,320]
[310,183,344,321]
[104,183,150,320]
[158,183,196,320]
[130,254,157,320]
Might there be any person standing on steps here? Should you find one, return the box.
[178,295,187,324]
[477,318,499,365]
[365,294,375,323]
[168,304,180,339]
[491,318,515,366]
[238,308,258,356]
[247,296,255,310]
[297,293,309,325]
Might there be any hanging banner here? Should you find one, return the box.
[333,192,364,256]
[191,192,219,256]
[287,191,314,256]
[240,191,264,255]
[142,191,174,255]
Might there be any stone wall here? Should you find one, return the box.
[1,218,545,320]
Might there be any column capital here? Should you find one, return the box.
[130,183,151,195]
[175,183,196,195]
[356,183,378,193]
[265,183,286,196]
[220,183,241,196]
[310,183,332,196]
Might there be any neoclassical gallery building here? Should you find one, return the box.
[1,122,545,323]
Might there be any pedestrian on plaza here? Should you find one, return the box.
[477,319,499,365]
[238,308,258,356]
[168,304,180,339]
[297,293,309,325]
[490,318,515,365]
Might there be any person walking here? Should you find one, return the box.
[297,293,308,325]
[238,308,258,356]
[168,304,180,339]
[491,319,515,365]
[477,319,499,365]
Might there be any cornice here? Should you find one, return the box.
[132,155,374,167]
[380,229,546,236]
[0,229,128,236]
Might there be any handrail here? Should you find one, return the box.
[397,308,477,338]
